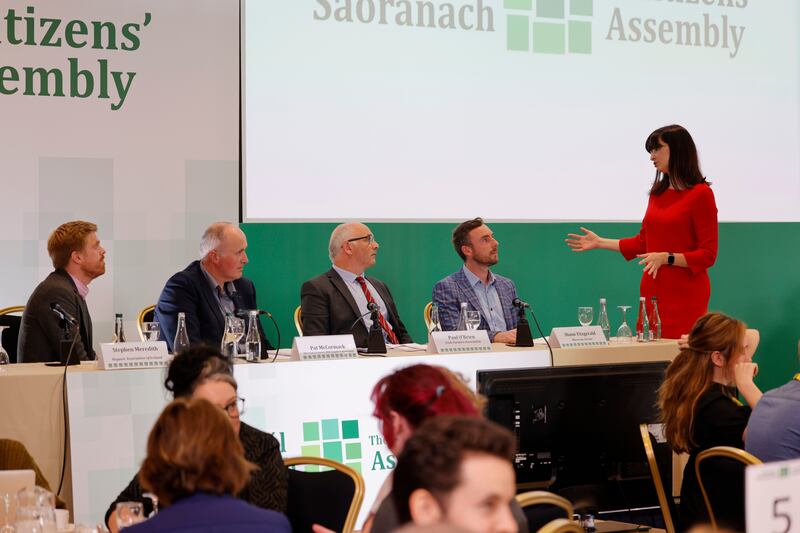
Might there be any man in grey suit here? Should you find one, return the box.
[18,221,106,363]
[300,222,412,348]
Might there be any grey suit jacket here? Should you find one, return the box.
[300,268,412,347]
[18,269,94,363]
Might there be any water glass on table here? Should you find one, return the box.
[141,322,160,342]
[464,311,481,331]
[577,307,593,327]
[115,502,144,529]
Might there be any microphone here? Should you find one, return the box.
[235,309,273,319]
[50,302,78,327]
[512,298,531,309]
[348,303,387,354]
[367,302,378,313]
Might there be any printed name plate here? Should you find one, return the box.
[99,341,170,370]
[292,335,359,361]
[745,457,800,533]
[428,330,492,354]
[548,326,608,348]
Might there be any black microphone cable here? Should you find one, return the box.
[56,325,80,497]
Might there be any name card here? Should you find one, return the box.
[99,341,171,370]
[428,330,492,354]
[292,335,359,361]
[548,326,608,348]
[746,457,800,533]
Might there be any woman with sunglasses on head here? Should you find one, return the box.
[105,345,287,532]
[566,125,717,339]
[658,312,762,531]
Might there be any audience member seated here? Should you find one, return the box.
[18,220,105,363]
[658,312,762,531]
[155,222,272,354]
[0,439,65,508]
[746,340,800,462]
[432,218,519,343]
[392,416,518,533]
[105,346,286,532]
[121,397,291,533]
[300,222,412,347]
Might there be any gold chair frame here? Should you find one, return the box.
[695,445,761,530]
[136,305,156,342]
[423,301,432,330]
[0,306,24,315]
[284,456,365,533]
[515,490,574,518]
[639,423,676,533]
[536,518,584,533]
[293,306,303,336]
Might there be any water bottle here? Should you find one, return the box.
[636,297,649,342]
[245,310,261,362]
[598,298,610,341]
[456,302,468,331]
[649,297,662,340]
[429,303,442,332]
[113,313,126,343]
[173,312,190,354]
[221,312,238,362]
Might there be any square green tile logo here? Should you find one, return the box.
[300,418,362,473]
[505,0,592,54]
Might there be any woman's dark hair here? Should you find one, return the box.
[645,124,709,195]
[164,344,236,398]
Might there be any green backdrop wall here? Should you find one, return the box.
[242,222,799,392]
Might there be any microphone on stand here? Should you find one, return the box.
[512,298,534,347]
[365,302,387,354]
[50,302,78,327]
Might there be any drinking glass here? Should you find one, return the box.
[115,502,143,530]
[616,306,633,342]
[577,307,593,327]
[141,322,160,342]
[0,326,10,369]
[429,306,441,333]
[1,493,14,533]
[464,311,481,331]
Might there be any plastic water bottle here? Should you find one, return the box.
[173,312,190,354]
[245,310,261,362]
[649,297,662,340]
[456,302,468,331]
[598,298,611,341]
[113,313,126,343]
[636,297,649,342]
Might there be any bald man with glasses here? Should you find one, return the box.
[300,222,412,348]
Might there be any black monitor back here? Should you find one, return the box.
[478,362,670,515]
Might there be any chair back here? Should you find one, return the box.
[423,301,433,330]
[639,423,676,533]
[0,306,24,364]
[695,446,762,531]
[294,306,303,336]
[136,305,156,342]
[284,456,364,533]
[515,491,574,533]
[536,518,584,533]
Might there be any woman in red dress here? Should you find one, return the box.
[566,125,718,339]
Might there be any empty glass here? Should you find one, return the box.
[577,307,593,327]
[429,305,442,333]
[616,305,633,342]
[0,326,10,368]
[115,502,144,529]
[464,311,481,331]
[141,322,160,342]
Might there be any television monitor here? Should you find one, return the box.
[478,362,671,517]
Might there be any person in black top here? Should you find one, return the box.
[105,346,287,532]
[658,312,762,531]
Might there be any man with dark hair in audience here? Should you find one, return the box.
[432,218,519,344]
[392,416,518,533]
[745,340,800,462]
[155,221,272,353]
[301,222,412,347]
[18,220,105,362]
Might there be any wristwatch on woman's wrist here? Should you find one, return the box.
[667,252,675,265]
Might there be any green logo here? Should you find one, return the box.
[779,466,789,478]
[301,418,363,473]
[505,0,592,54]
